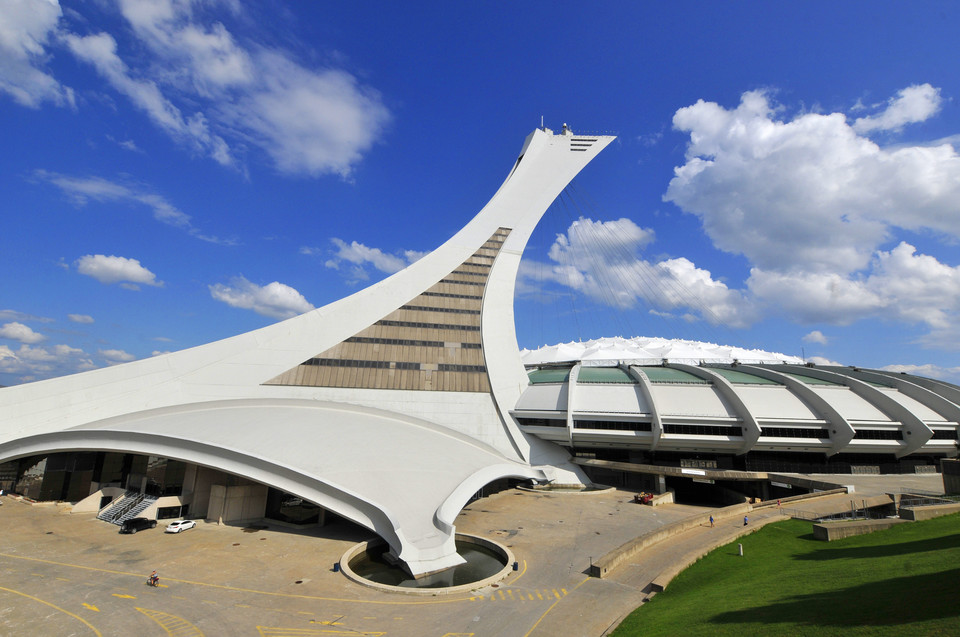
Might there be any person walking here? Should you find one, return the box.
[743,515,749,526]
[709,515,714,528]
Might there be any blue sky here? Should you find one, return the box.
[2,1,960,385]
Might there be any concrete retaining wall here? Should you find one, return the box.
[589,487,851,579]
[812,518,909,541]
[900,502,960,521]
[589,502,753,578]
[753,488,848,509]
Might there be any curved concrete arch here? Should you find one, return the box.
[866,370,960,405]
[737,365,856,455]
[565,363,582,447]
[0,398,542,576]
[768,365,933,457]
[0,127,614,577]
[828,367,960,423]
[0,428,400,545]
[624,365,663,450]
[670,364,761,454]
[435,463,542,534]
[480,129,616,462]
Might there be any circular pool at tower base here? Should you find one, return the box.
[339,534,514,595]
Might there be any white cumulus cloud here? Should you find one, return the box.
[881,363,960,384]
[665,87,960,273]
[319,238,424,283]
[852,84,943,134]
[76,254,163,289]
[67,313,94,324]
[746,242,960,329]
[99,348,136,364]
[0,0,74,107]
[62,30,233,166]
[209,275,314,319]
[0,322,46,344]
[2,1,389,175]
[528,217,754,327]
[806,356,844,367]
[802,330,828,345]
[0,342,95,382]
[77,1,389,176]
[660,86,960,348]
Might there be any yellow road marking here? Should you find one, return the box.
[113,593,136,599]
[0,585,102,636]
[56,577,70,582]
[308,619,343,625]
[522,577,588,637]
[0,552,472,606]
[82,603,100,612]
[258,628,384,636]
[472,589,568,603]
[136,607,204,636]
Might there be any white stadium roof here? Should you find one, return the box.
[521,336,806,367]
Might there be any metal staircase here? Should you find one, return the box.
[97,490,158,525]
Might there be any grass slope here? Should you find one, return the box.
[611,515,960,636]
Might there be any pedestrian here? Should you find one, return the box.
[743,515,748,526]
[709,515,714,528]
[777,499,781,508]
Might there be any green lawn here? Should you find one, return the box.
[611,515,960,636]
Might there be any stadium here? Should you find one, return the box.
[0,126,956,578]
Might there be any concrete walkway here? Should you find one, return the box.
[0,474,945,637]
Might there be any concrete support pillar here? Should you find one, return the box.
[656,474,666,494]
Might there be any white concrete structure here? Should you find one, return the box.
[516,338,960,463]
[0,126,615,577]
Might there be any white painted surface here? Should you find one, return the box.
[734,385,820,420]
[0,126,615,576]
[652,385,738,418]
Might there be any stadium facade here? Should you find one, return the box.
[1,126,957,577]
[516,337,960,471]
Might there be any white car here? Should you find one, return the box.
[164,519,196,533]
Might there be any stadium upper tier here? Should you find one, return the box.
[514,340,960,459]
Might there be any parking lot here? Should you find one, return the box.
[0,489,709,636]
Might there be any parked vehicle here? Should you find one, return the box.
[119,517,157,534]
[164,519,196,534]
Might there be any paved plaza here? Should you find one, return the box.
[0,473,944,637]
